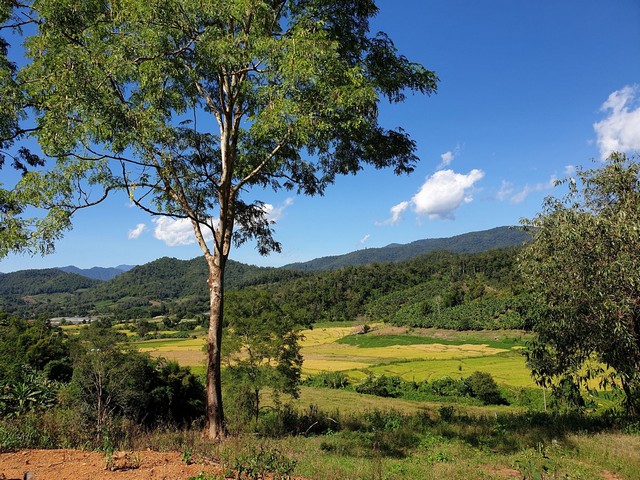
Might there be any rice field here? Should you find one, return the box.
[137,336,207,367]
[134,323,534,388]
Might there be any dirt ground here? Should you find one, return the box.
[0,449,225,480]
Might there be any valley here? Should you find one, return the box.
[1,227,638,479]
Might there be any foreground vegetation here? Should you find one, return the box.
[3,155,640,477]
[1,313,638,479]
[2,389,639,479]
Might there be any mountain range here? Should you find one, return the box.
[282,226,529,271]
[0,226,530,320]
[58,264,136,281]
[21,226,528,280]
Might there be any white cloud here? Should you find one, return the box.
[378,169,484,224]
[436,145,463,170]
[127,223,147,240]
[359,234,370,245]
[152,217,213,247]
[411,169,485,220]
[263,197,293,223]
[438,151,455,169]
[496,180,514,201]
[510,175,557,204]
[152,198,293,247]
[594,85,640,159]
[376,200,410,226]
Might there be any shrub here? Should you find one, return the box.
[303,371,350,389]
[233,446,296,480]
[355,375,404,398]
[464,371,508,405]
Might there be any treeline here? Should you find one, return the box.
[1,247,532,330]
[304,371,512,407]
[0,313,204,446]
[0,258,307,319]
[263,247,530,330]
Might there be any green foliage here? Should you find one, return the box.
[351,372,510,406]
[223,290,303,423]
[264,247,528,326]
[0,3,84,260]
[0,316,72,384]
[232,446,297,480]
[392,293,532,330]
[513,442,567,480]
[0,368,60,417]
[68,323,204,433]
[303,371,351,389]
[1,243,531,332]
[463,371,508,405]
[355,375,405,398]
[520,153,640,415]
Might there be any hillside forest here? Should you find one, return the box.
[0,246,528,331]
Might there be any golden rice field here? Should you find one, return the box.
[136,323,534,388]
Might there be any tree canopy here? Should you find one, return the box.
[519,153,640,415]
[8,0,438,438]
[1,1,111,259]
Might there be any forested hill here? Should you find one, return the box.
[0,257,307,318]
[283,226,530,271]
[0,247,530,330]
[86,256,305,301]
[0,227,531,324]
[0,269,101,296]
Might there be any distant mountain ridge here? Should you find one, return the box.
[0,226,529,318]
[58,264,136,281]
[0,268,101,296]
[282,226,530,271]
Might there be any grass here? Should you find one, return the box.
[9,322,630,479]
[279,410,639,480]
[336,333,526,350]
[189,401,640,480]
[365,351,534,386]
[136,336,207,367]
[129,324,535,390]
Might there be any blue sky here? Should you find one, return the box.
[2,0,640,272]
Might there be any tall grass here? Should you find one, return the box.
[2,402,639,479]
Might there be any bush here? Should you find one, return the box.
[464,371,508,405]
[355,375,404,398]
[303,371,350,389]
[233,446,296,480]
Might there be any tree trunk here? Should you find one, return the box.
[204,255,226,440]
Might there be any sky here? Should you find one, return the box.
[2,0,640,272]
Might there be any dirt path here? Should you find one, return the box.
[0,449,225,480]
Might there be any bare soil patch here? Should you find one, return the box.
[0,449,224,480]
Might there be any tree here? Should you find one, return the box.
[1,2,109,258]
[223,289,302,425]
[70,322,204,437]
[519,153,640,416]
[19,0,437,438]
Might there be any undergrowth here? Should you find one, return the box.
[2,403,639,479]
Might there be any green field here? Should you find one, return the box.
[133,323,535,389]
